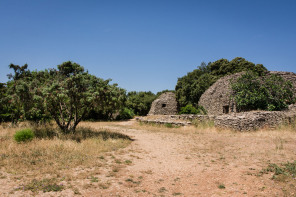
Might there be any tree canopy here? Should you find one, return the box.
[2,62,128,133]
[126,91,157,116]
[175,57,267,108]
[231,72,296,111]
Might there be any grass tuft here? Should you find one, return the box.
[14,128,35,143]
[260,161,296,182]
[17,178,64,193]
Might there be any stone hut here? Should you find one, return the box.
[148,92,177,115]
[198,72,243,116]
[198,71,296,116]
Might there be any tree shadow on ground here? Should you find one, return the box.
[32,126,134,142]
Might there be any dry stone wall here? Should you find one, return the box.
[137,104,296,131]
[136,114,214,126]
[214,111,284,131]
[148,92,177,115]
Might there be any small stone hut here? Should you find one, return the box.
[198,72,243,115]
[198,71,296,116]
[148,92,177,115]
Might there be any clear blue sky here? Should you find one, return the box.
[1,0,295,93]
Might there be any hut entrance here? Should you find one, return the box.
[223,105,229,114]
[162,104,166,108]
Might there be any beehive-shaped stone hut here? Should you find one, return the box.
[198,71,296,116]
[198,72,243,116]
[148,92,177,115]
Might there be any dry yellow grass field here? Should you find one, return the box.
[1,120,296,196]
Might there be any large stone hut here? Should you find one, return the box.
[198,71,296,116]
[148,92,177,115]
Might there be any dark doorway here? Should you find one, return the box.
[162,104,166,108]
[223,105,229,114]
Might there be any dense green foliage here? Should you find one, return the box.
[175,57,267,108]
[179,104,206,114]
[116,108,135,120]
[0,83,10,122]
[14,128,35,142]
[231,72,295,111]
[2,57,294,130]
[126,91,157,116]
[125,90,174,116]
[2,62,128,133]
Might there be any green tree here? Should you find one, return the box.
[6,64,51,124]
[231,72,295,111]
[126,91,157,116]
[5,64,31,124]
[85,82,126,120]
[0,83,9,122]
[175,58,267,108]
[41,61,111,133]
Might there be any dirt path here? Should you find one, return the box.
[1,121,295,196]
[83,121,296,196]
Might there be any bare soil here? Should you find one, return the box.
[1,120,296,196]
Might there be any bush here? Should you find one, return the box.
[231,72,295,111]
[179,104,206,114]
[179,104,199,114]
[116,108,135,120]
[14,128,35,142]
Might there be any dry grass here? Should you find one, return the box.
[2,120,296,196]
[0,125,131,176]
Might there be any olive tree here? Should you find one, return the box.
[41,61,111,133]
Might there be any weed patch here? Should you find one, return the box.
[218,184,226,189]
[17,178,64,193]
[260,161,296,182]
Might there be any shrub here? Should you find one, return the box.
[116,108,135,120]
[179,104,207,115]
[14,128,35,142]
[231,72,295,111]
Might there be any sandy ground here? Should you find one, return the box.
[1,120,296,196]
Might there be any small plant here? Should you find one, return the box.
[98,182,110,189]
[125,160,132,164]
[14,128,34,143]
[218,184,225,189]
[164,123,173,128]
[172,192,182,196]
[158,187,167,193]
[262,161,296,182]
[89,176,99,183]
[17,178,64,193]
